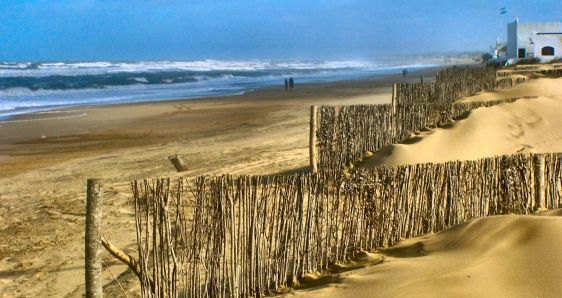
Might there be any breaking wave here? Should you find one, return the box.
[0,59,438,119]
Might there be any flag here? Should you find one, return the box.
[500,7,507,15]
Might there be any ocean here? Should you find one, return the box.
[0,59,438,119]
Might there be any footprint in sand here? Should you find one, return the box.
[513,110,543,127]
[524,114,543,127]
[507,122,524,138]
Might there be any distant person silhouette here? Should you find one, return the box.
[289,77,294,89]
[402,69,408,77]
[284,78,289,90]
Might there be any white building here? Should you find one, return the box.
[506,19,562,61]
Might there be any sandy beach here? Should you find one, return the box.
[0,70,432,297]
[3,1,562,297]
[287,212,562,298]
[1,66,562,297]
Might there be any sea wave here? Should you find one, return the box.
[0,59,431,91]
[0,64,379,91]
[0,71,253,91]
[0,60,377,77]
[0,59,440,118]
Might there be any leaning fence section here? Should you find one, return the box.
[132,152,562,297]
[315,97,535,174]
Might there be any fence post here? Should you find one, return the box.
[310,105,318,174]
[85,179,103,298]
[533,154,546,210]
[391,84,397,136]
[392,84,397,114]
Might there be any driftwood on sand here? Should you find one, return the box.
[168,155,188,172]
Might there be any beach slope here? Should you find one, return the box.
[288,212,562,298]
[361,78,562,167]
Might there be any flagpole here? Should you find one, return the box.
[497,7,507,59]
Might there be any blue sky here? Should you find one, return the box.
[0,0,560,61]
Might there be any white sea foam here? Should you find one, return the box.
[0,59,440,118]
[0,59,387,77]
[131,77,149,83]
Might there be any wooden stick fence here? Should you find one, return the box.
[314,97,537,174]
[130,152,562,297]
[87,65,561,297]
[396,64,561,105]
[312,65,545,174]
[496,63,562,78]
[395,67,497,104]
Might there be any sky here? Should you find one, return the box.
[0,0,560,61]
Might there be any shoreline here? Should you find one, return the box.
[0,65,440,123]
[0,68,439,179]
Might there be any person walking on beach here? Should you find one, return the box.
[284,78,289,90]
[289,77,294,89]
[402,69,408,77]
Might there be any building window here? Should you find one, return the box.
[518,48,526,58]
[541,46,555,56]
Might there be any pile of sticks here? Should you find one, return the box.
[131,152,562,297]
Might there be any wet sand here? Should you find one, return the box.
[0,70,430,178]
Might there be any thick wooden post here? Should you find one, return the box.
[310,106,318,174]
[533,154,546,210]
[85,179,103,298]
[391,84,397,114]
[168,155,188,172]
[391,84,397,136]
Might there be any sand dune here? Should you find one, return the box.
[288,212,562,298]
[461,77,562,102]
[362,93,562,167]
[309,77,562,297]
